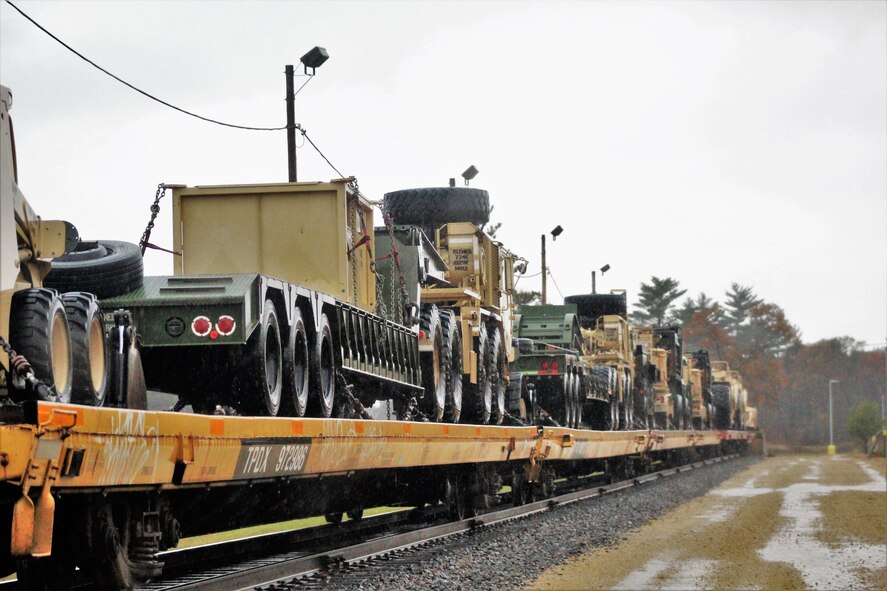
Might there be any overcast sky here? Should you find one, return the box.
[1,1,885,347]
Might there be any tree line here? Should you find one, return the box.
[631,277,885,447]
[514,278,886,446]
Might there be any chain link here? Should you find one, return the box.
[0,335,55,401]
[140,183,169,256]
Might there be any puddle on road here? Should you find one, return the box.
[758,459,886,590]
[528,456,885,590]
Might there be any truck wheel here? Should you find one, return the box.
[712,385,731,430]
[573,374,584,428]
[419,305,446,421]
[9,289,72,403]
[441,310,463,423]
[61,293,108,406]
[487,326,507,425]
[383,187,491,227]
[309,312,336,418]
[44,240,143,299]
[463,323,491,424]
[283,308,310,417]
[247,300,282,416]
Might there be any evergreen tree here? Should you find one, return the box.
[723,283,762,336]
[631,276,687,326]
[672,292,717,325]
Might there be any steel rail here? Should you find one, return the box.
[133,454,738,591]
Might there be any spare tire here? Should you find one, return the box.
[564,293,628,328]
[44,240,143,299]
[383,187,490,227]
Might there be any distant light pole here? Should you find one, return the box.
[541,225,563,305]
[828,379,840,455]
[286,46,329,182]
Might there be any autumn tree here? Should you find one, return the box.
[631,276,687,326]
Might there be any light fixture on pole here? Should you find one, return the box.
[591,263,610,294]
[462,165,479,186]
[828,379,839,456]
[541,225,564,304]
[286,46,330,182]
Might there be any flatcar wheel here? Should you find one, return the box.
[282,307,310,417]
[309,312,336,418]
[444,476,467,520]
[86,499,162,590]
[512,469,527,506]
[324,512,344,525]
[442,311,463,423]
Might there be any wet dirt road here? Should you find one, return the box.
[528,454,886,590]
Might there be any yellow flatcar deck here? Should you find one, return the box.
[0,402,753,493]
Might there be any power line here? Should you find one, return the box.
[5,0,286,131]
[547,270,565,300]
[299,127,346,179]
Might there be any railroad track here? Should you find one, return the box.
[133,454,738,591]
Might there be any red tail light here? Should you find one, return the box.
[419,329,426,339]
[541,361,550,370]
[217,315,236,336]
[550,361,559,370]
[192,316,211,337]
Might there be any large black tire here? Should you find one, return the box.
[44,240,143,299]
[487,326,507,425]
[9,289,72,403]
[463,322,491,424]
[441,310,463,423]
[564,293,628,328]
[712,384,731,430]
[244,299,283,416]
[419,305,446,422]
[282,307,310,417]
[61,292,108,406]
[309,312,336,418]
[383,187,491,227]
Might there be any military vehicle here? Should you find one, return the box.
[0,84,144,411]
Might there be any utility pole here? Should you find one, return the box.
[541,234,547,305]
[591,270,596,294]
[285,65,297,182]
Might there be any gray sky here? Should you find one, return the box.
[1,1,885,346]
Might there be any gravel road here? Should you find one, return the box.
[283,455,761,590]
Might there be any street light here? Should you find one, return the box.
[286,46,330,182]
[541,225,563,304]
[828,379,840,455]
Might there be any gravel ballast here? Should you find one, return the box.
[284,455,761,591]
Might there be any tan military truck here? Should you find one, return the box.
[379,187,519,424]
[711,361,747,430]
[1,84,144,410]
[684,349,715,430]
